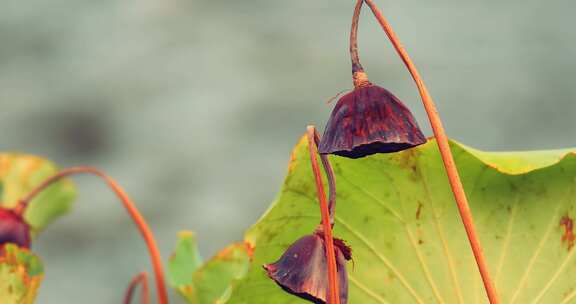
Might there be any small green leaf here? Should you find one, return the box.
[0,154,76,231]
[169,232,252,304]
[0,244,44,304]
[169,231,203,287]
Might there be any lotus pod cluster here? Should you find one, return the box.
[264,0,426,303]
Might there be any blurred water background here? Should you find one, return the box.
[1,0,575,302]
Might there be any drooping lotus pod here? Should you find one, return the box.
[0,207,31,249]
[264,230,351,304]
[319,0,426,159]
[319,83,426,158]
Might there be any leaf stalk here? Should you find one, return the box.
[18,166,169,304]
[124,271,150,304]
[307,125,341,304]
[361,1,500,303]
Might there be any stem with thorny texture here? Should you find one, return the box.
[362,1,500,303]
[124,272,150,304]
[307,125,340,304]
[17,167,169,304]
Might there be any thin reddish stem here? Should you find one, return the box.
[312,129,337,225]
[124,272,150,304]
[362,1,500,303]
[18,167,169,304]
[306,125,340,304]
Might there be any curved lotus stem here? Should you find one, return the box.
[362,1,500,303]
[124,272,150,304]
[350,0,364,74]
[18,167,169,304]
[307,125,340,304]
[312,129,337,225]
[350,0,372,88]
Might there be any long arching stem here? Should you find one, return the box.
[307,125,340,304]
[362,1,500,303]
[124,272,150,304]
[17,167,169,304]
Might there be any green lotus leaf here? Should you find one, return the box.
[0,154,76,231]
[0,244,44,304]
[228,136,576,303]
[169,135,576,303]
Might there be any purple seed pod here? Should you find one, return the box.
[264,231,351,304]
[0,207,31,249]
[319,84,426,158]
[319,0,426,159]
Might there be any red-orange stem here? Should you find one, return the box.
[18,167,169,304]
[363,1,500,303]
[124,272,150,304]
[306,125,340,304]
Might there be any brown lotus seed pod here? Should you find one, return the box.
[0,207,31,249]
[264,231,351,304]
[319,83,426,159]
[319,0,426,159]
